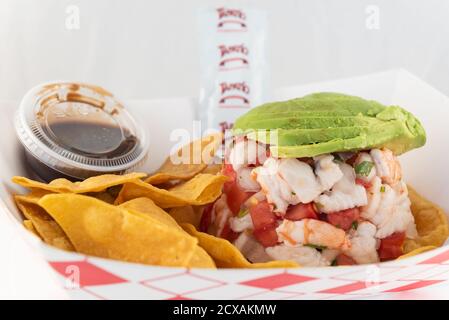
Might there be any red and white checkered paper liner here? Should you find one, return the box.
[29,235,449,300]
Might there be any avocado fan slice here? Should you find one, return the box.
[233,92,426,157]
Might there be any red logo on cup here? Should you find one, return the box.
[219,82,250,109]
[216,7,247,32]
[218,44,249,70]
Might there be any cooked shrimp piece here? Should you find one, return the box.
[229,140,267,171]
[237,167,260,192]
[361,179,417,239]
[344,222,379,264]
[315,163,367,213]
[370,148,402,185]
[252,158,296,213]
[277,158,323,203]
[266,245,330,267]
[314,154,343,190]
[276,219,351,250]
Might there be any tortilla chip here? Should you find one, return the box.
[403,186,449,253]
[115,173,228,208]
[38,194,198,267]
[168,206,203,229]
[12,172,146,193]
[23,220,41,238]
[202,164,223,175]
[181,223,299,268]
[145,133,222,185]
[398,246,437,260]
[119,197,182,230]
[120,197,215,268]
[15,189,53,205]
[188,246,217,268]
[15,198,75,251]
[86,191,116,204]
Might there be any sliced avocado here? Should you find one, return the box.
[233,92,426,157]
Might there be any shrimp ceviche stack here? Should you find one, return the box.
[200,92,431,266]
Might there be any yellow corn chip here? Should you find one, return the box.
[202,164,223,175]
[15,198,75,251]
[398,246,437,260]
[15,189,53,205]
[120,198,215,268]
[404,186,449,253]
[23,220,41,238]
[12,172,146,193]
[119,197,182,230]
[188,246,217,268]
[181,223,299,268]
[168,206,203,229]
[115,173,228,208]
[145,133,222,185]
[38,194,198,267]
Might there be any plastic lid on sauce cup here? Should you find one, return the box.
[15,82,149,181]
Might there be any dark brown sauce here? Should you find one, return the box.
[43,120,138,159]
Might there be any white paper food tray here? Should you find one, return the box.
[1,69,449,300]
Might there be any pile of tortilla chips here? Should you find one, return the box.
[12,133,449,268]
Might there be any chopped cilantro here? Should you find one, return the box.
[305,244,327,250]
[237,208,249,218]
[380,186,386,193]
[351,220,359,230]
[354,161,374,176]
[331,259,337,266]
[291,191,296,196]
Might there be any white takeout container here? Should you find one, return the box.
[1,69,449,300]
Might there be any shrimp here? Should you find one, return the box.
[314,154,343,190]
[253,157,337,214]
[361,179,417,239]
[315,163,367,213]
[252,158,297,213]
[276,219,351,250]
[370,148,402,185]
[237,167,260,192]
[277,158,323,203]
[266,245,330,267]
[229,139,267,171]
[344,222,379,264]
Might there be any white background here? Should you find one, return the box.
[1,0,449,101]
[2,0,449,299]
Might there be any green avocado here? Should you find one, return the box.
[233,92,426,157]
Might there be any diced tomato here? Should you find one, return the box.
[326,208,360,231]
[253,225,279,247]
[220,223,239,242]
[285,203,318,221]
[250,201,277,230]
[378,232,405,261]
[222,164,237,193]
[221,164,253,214]
[336,254,357,266]
[226,183,253,215]
[199,203,214,232]
[356,178,372,189]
